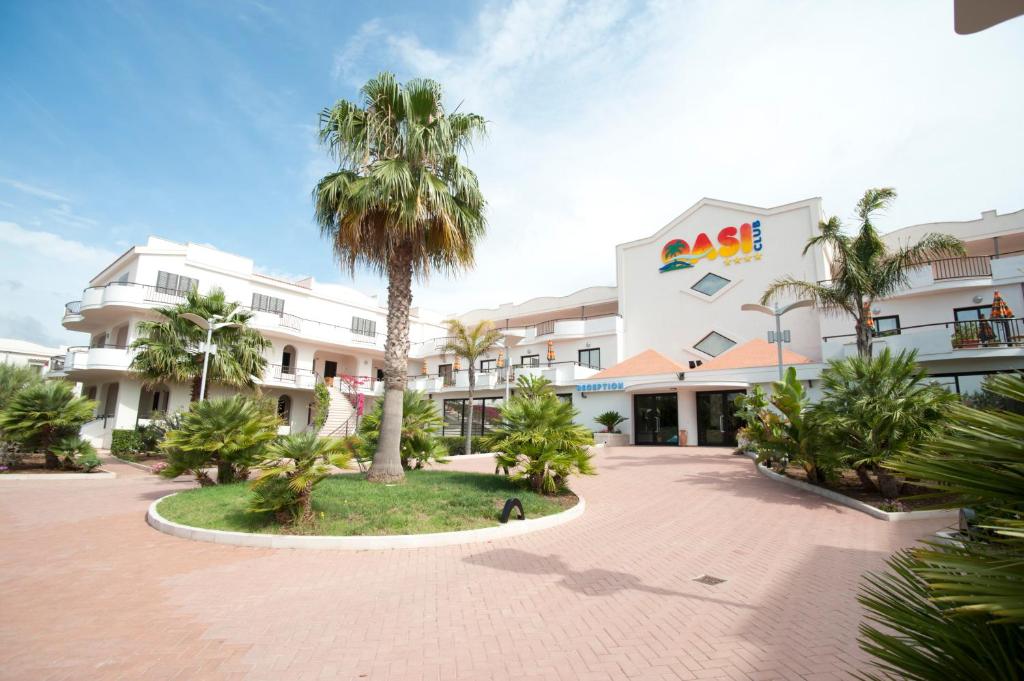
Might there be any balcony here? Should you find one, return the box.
[418,361,602,392]
[901,251,1024,292]
[822,318,1024,361]
[523,314,622,343]
[61,345,135,374]
[260,364,318,390]
[323,374,384,396]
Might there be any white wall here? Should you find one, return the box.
[617,198,825,366]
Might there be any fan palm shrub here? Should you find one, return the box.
[813,348,957,497]
[761,187,963,357]
[440,319,503,456]
[0,362,43,412]
[514,374,554,398]
[0,381,96,468]
[51,435,100,472]
[483,391,595,494]
[249,432,354,524]
[594,411,627,433]
[160,396,279,485]
[738,368,832,483]
[857,373,1024,680]
[314,72,487,483]
[131,287,270,401]
[357,390,448,471]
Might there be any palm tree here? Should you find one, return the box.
[250,432,354,524]
[313,72,487,483]
[858,373,1024,680]
[358,390,448,470]
[440,319,503,456]
[761,188,964,357]
[0,381,96,468]
[131,288,270,401]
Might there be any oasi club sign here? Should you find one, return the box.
[660,219,764,273]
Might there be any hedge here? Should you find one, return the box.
[439,435,487,457]
[110,429,142,457]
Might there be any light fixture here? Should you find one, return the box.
[741,299,815,379]
[973,295,984,304]
[872,307,881,316]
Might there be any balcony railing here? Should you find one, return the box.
[49,354,66,371]
[931,255,993,281]
[65,301,82,315]
[263,364,317,388]
[536,320,556,336]
[822,317,1024,360]
[416,361,602,390]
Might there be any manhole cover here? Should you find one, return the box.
[693,574,726,585]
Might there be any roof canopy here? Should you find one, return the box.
[590,349,684,379]
[692,338,812,372]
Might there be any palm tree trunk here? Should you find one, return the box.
[368,248,413,483]
[190,374,202,402]
[856,303,873,358]
[465,367,475,457]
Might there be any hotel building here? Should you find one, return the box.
[51,198,1024,448]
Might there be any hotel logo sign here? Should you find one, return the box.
[660,220,764,273]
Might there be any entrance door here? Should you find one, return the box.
[696,391,745,446]
[323,360,337,387]
[633,393,679,445]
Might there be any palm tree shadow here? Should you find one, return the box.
[464,548,683,597]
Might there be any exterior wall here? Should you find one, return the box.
[617,198,826,366]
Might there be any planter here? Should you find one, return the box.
[594,432,629,446]
[678,429,688,446]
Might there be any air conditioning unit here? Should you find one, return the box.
[677,372,686,380]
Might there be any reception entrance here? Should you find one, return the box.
[696,390,745,446]
[633,393,679,445]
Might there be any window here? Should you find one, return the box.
[252,292,285,316]
[352,316,377,337]
[520,354,540,367]
[480,359,496,372]
[872,315,901,337]
[954,305,993,321]
[691,272,731,296]
[578,348,601,369]
[443,397,504,436]
[932,371,1024,414]
[694,331,736,357]
[155,271,198,297]
[277,395,292,421]
[438,363,453,386]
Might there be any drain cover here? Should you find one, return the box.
[693,574,726,585]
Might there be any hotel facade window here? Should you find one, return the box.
[479,358,496,372]
[351,316,377,337]
[155,271,198,297]
[872,315,901,336]
[252,292,285,315]
[438,363,453,386]
[691,272,731,296]
[694,331,736,357]
[520,354,540,367]
[442,397,503,436]
[578,347,601,369]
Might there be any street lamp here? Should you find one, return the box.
[496,339,513,403]
[180,313,241,400]
[740,300,815,379]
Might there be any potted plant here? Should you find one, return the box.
[952,324,979,349]
[593,411,629,446]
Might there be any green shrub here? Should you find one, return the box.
[594,410,627,433]
[249,432,354,524]
[439,435,486,456]
[111,429,142,458]
[160,396,280,486]
[136,419,165,453]
[51,436,100,472]
[358,391,448,470]
[0,381,96,469]
[484,390,595,494]
[0,363,43,412]
[314,382,330,430]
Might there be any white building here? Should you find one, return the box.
[52,199,1024,448]
[0,338,64,375]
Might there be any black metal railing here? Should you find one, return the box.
[64,300,82,315]
[931,255,993,281]
[49,355,65,371]
[536,320,556,336]
[823,318,1024,348]
[265,364,317,383]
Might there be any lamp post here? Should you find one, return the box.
[496,339,512,403]
[740,300,815,379]
[180,313,241,400]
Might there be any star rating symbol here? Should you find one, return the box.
[754,253,762,261]
[723,258,732,266]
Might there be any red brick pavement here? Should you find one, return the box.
[0,447,946,681]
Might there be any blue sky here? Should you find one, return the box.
[2,0,1023,346]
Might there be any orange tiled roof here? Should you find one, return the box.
[589,349,685,379]
[692,338,812,372]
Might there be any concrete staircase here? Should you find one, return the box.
[318,385,358,437]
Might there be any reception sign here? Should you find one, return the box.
[576,381,625,392]
[660,220,763,272]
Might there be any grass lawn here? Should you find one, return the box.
[157,470,577,535]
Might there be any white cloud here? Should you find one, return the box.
[0,222,118,344]
[0,177,70,202]
[334,0,1024,316]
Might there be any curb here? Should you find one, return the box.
[0,471,116,480]
[109,456,157,472]
[148,492,585,550]
[754,463,958,522]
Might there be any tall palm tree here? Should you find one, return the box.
[761,188,964,357]
[131,288,271,401]
[313,72,487,483]
[440,319,503,456]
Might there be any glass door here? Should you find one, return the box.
[696,391,745,446]
[633,393,679,445]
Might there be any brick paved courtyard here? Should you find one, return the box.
[0,447,946,681]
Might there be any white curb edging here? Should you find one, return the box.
[0,471,116,480]
[754,463,957,522]
[148,492,585,550]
